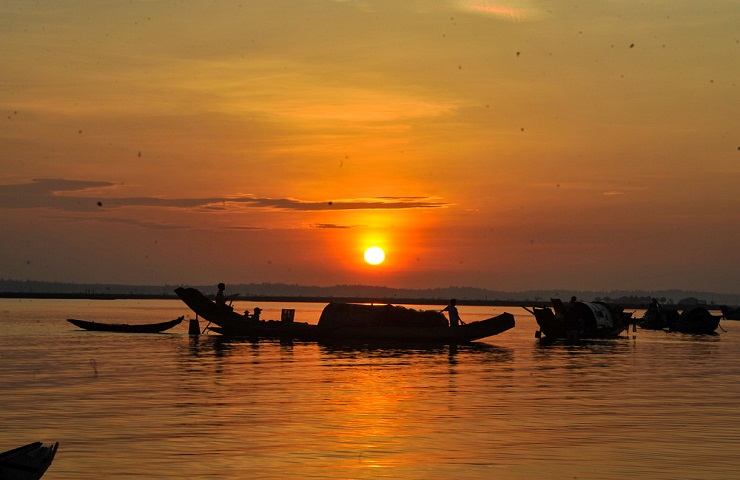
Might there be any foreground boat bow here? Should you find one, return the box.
[0,441,59,480]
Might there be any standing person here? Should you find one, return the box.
[565,296,580,340]
[216,283,226,307]
[442,299,462,327]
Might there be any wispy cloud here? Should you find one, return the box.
[46,214,186,230]
[454,0,542,21]
[311,223,355,229]
[0,178,448,212]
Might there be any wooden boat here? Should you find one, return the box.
[174,287,515,343]
[527,298,632,340]
[67,316,184,333]
[720,305,740,320]
[668,306,721,334]
[640,303,721,334]
[638,299,671,330]
[0,441,59,480]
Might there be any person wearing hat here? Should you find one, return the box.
[252,307,262,321]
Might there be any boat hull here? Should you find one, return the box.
[67,316,184,333]
[209,320,319,340]
[317,313,515,343]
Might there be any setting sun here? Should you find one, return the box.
[364,246,386,265]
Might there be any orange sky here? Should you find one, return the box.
[1,1,738,292]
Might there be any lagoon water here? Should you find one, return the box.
[2,298,740,479]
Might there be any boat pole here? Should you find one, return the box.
[201,315,212,335]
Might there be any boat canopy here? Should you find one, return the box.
[583,302,614,328]
[552,299,616,329]
[318,303,448,329]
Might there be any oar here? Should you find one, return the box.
[199,314,211,334]
[521,305,535,315]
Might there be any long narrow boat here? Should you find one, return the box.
[527,298,632,340]
[0,441,59,480]
[67,316,184,333]
[174,287,515,344]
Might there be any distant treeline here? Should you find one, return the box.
[1,279,738,309]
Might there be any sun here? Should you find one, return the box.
[364,246,385,265]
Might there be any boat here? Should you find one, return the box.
[526,298,633,340]
[174,287,515,344]
[640,302,721,334]
[67,316,184,333]
[720,305,740,320]
[0,441,59,480]
[668,306,722,333]
[638,299,671,330]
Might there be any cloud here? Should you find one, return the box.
[311,223,355,229]
[223,225,268,231]
[46,214,186,230]
[455,0,542,21]
[0,179,448,212]
[232,196,448,211]
[0,179,115,209]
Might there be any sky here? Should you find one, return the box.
[1,0,739,293]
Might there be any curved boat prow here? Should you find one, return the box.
[0,441,59,480]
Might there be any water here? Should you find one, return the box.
[2,298,740,479]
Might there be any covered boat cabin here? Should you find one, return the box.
[318,303,449,329]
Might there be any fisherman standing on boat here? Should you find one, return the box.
[442,299,462,327]
[565,296,580,340]
[216,283,235,311]
[216,283,227,307]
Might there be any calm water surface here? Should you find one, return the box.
[2,298,739,479]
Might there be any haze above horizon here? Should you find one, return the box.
[1,1,738,294]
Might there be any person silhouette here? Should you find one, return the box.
[216,283,226,307]
[442,299,462,327]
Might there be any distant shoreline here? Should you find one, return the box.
[0,291,533,306]
[0,291,707,311]
[3,280,737,309]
